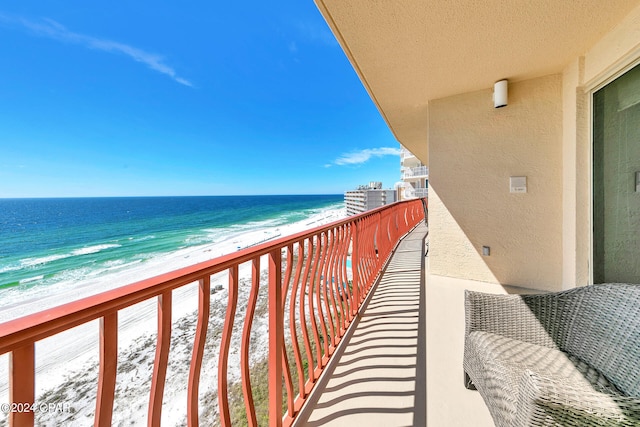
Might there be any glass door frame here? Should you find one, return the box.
[589,57,640,284]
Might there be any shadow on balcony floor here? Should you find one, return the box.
[295,222,428,427]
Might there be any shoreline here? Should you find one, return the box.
[0,204,345,322]
[0,205,347,426]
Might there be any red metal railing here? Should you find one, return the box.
[0,199,425,427]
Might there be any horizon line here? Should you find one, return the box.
[0,193,345,200]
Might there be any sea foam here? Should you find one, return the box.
[71,243,121,256]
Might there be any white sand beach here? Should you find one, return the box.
[0,206,347,427]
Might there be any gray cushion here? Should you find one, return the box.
[464,331,621,425]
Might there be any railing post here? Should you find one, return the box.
[269,249,283,427]
[188,277,211,427]
[95,313,118,427]
[219,267,239,426]
[9,344,35,427]
[149,291,172,427]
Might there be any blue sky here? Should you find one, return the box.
[0,1,402,198]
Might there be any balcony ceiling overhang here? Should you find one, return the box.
[314,0,640,164]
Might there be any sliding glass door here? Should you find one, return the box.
[593,64,640,283]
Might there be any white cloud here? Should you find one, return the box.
[330,147,401,167]
[0,13,193,87]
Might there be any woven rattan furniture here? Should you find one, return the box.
[463,283,640,426]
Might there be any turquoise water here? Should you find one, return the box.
[0,195,343,298]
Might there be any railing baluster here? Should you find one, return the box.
[308,236,323,376]
[387,211,394,255]
[401,207,406,234]
[149,291,172,427]
[281,246,295,419]
[379,213,387,261]
[339,224,349,325]
[282,245,293,307]
[331,228,342,341]
[359,217,372,296]
[289,241,306,405]
[187,276,210,427]
[241,258,260,427]
[299,238,315,393]
[340,224,352,324]
[323,229,337,350]
[9,343,35,427]
[268,249,283,427]
[333,225,347,334]
[316,233,330,364]
[351,220,360,313]
[394,209,399,243]
[95,312,117,427]
[360,216,371,295]
[219,266,239,427]
[336,226,347,333]
[383,211,392,258]
[402,207,408,234]
[379,211,386,266]
[344,225,352,321]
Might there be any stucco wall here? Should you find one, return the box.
[561,57,592,288]
[428,75,564,291]
[583,3,640,87]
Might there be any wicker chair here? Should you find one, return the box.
[463,283,640,426]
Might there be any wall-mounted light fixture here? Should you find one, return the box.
[494,79,508,108]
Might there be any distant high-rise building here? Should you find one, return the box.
[344,182,397,216]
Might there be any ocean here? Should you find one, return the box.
[0,194,344,311]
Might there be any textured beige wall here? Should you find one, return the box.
[583,3,640,87]
[562,60,579,289]
[422,3,640,293]
[428,75,564,291]
[561,59,592,288]
[575,66,591,286]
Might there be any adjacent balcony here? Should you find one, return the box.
[403,187,428,200]
[402,166,429,180]
[400,148,416,161]
[0,199,427,427]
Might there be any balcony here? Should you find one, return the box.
[0,199,427,427]
[403,187,428,200]
[400,148,415,161]
[402,166,428,180]
[413,188,428,198]
[295,222,427,426]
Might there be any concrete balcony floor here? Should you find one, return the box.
[295,222,428,426]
